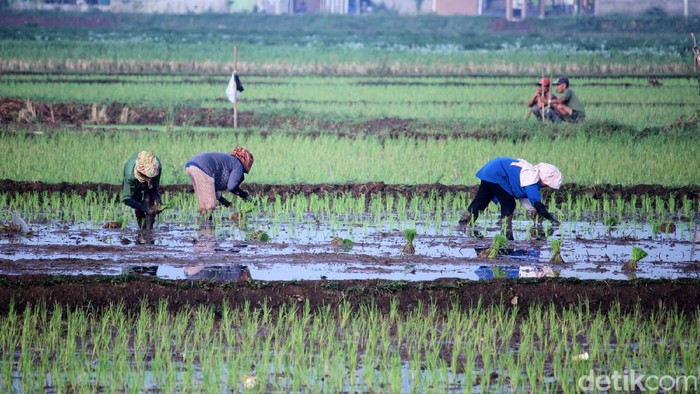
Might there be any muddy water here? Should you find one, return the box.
[2,212,698,281]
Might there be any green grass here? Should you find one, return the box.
[2,74,698,128]
[1,13,699,188]
[0,127,698,186]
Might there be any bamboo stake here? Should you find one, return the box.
[548,71,553,120]
[233,45,238,129]
[540,69,545,121]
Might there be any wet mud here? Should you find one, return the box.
[0,98,447,138]
[1,274,699,317]
[1,179,698,206]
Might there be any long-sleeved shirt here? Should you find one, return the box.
[185,152,245,192]
[475,157,543,205]
[121,153,161,203]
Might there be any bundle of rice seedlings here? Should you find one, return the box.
[402,229,417,254]
[479,234,508,259]
[331,237,354,251]
[622,246,648,271]
[247,230,270,242]
[102,218,126,229]
[233,202,256,224]
[549,239,564,263]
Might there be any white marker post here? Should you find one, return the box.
[233,46,238,129]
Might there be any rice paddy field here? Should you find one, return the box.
[1,10,699,393]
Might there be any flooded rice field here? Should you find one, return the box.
[2,211,698,282]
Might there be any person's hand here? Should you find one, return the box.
[217,195,232,208]
[237,189,251,201]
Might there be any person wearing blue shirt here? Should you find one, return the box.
[459,157,562,239]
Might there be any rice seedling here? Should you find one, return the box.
[604,216,619,228]
[2,126,698,186]
[622,246,649,271]
[247,230,270,242]
[401,228,416,255]
[549,239,565,264]
[479,234,508,259]
[331,236,354,252]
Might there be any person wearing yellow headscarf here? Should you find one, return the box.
[122,151,162,229]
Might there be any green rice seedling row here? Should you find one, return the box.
[0,300,697,392]
[1,129,698,185]
[0,188,697,280]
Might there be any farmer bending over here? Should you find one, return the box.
[122,151,162,229]
[459,157,561,239]
[185,146,254,218]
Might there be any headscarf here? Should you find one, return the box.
[231,146,254,174]
[511,159,562,190]
[536,162,563,189]
[134,151,160,187]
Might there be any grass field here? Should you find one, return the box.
[1,126,698,185]
[1,12,699,394]
[2,74,699,128]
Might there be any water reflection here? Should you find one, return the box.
[475,266,520,279]
[519,265,559,278]
[183,265,251,281]
[475,265,559,280]
[194,224,217,253]
[124,265,158,276]
[474,247,541,262]
[124,264,252,282]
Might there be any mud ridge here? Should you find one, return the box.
[1,275,698,316]
[1,179,698,205]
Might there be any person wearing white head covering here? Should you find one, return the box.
[459,157,561,239]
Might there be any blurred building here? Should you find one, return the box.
[11,0,700,16]
[595,0,699,16]
[256,0,373,13]
[12,0,230,13]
